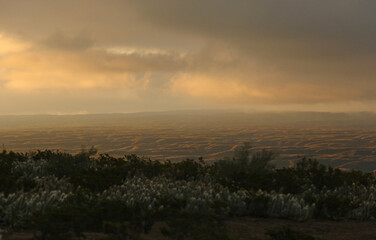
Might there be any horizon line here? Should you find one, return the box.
[0,109,375,117]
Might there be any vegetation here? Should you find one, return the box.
[0,143,375,239]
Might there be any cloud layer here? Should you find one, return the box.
[0,0,375,114]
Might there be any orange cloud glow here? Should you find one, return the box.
[0,33,30,54]
[171,73,272,102]
[1,0,376,114]
[1,50,138,90]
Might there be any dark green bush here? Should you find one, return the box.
[245,193,271,217]
[69,154,128,192]
[0,150,27,195]
[44,150,93,178]
[24,191,91,239]
[213,143,276,191]
[315,195,360,219]
[69,154,208,192]
[24,190,155,239]
[270,158,373,194]
[2,146,376,237]
[26,206,84,240]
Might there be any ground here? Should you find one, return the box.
[3,217,376,240]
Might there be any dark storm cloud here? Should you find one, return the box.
[129,1,376,41]
[1,0,375,48]
[41,33,94,51]
[0,0,197,49]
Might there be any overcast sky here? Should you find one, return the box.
[0,0,375,114]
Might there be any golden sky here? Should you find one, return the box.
[0,0,376,114]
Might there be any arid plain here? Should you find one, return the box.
[1,111,376,171]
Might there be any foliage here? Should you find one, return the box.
[42,149,94,178]
[213,143,276,190]
[69,153,207,192]
[1,145,376,239]
[272,158,372,194]
[0,150,27,195]
[23,190,154,239]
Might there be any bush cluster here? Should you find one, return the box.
[0,144,375,239]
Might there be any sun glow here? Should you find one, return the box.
[0,33,30,55]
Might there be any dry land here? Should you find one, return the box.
[3,217,376,240]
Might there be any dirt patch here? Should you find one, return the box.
[3,218,376,240]
[224,217,376,240]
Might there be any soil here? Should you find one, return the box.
[2,217,376,240]
[223,217,376,240]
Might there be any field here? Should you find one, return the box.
[1,111,376,171]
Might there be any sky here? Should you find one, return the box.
[0,0,376,115]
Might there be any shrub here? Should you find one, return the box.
[1,147,376,236]
[271,158,373,194]
[315,195,359,219]
[0,150,27,195]
[213,143,276,191]
[23,190,155,239]
[25,206,84,240]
